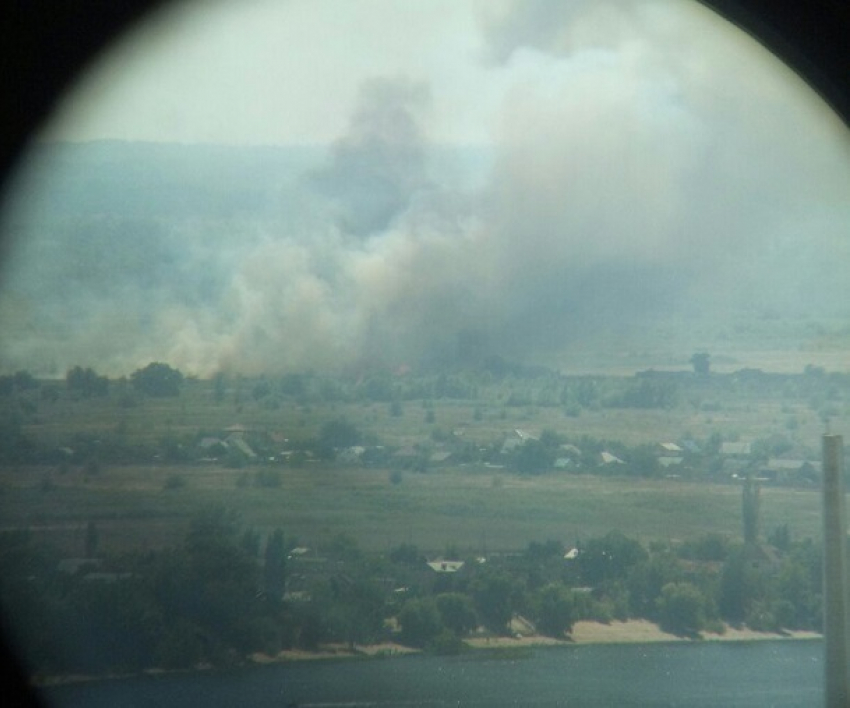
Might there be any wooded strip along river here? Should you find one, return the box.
[43,639,823,707]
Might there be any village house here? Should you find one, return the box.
[720,441,752,457]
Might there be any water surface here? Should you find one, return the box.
[44,640,824,708]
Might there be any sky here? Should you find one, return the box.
[2,0,850,376]
[42,0,846,148]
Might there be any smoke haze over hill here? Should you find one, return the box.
[0,0,848,376]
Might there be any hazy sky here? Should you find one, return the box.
[4,0,850,376]
[43,0,845,148]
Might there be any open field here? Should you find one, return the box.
[0,461,825,555]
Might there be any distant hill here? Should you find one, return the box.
[4,141,327,222]
[4,140,493,223]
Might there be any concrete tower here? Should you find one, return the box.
[822,434,850,707]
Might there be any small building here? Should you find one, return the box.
[337,446,366,464]
[600,451,624,465]
[659,456,684,469]
[427,560,465,573]
[429,450,454,465]
[720,441,752,457]
[198,437,228,460]
[514,429,538,442]
[227,435,257,461]
[500,437,523,455]
[679,440,701,455]
[760,459,820,485]
[658,442,683,457]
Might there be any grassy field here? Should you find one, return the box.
[0,460,825,556]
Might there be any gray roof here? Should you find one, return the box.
[659,457,684,468]
[228,436,257,459]
[721,442,751,456]
[427,560,465,573]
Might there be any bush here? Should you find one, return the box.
[254,469,282,488]
[398,598,442,648]
[436,593,477,637]
[130,362,183,398]
[163,474,186,490]
[429,629,465,654]
[657,582,708,636]
[533,584,576,638]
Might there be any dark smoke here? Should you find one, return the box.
[0,1,848,376]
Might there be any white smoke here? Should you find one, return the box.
[1,0,848,376]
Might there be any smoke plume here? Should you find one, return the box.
[1,0,848,376]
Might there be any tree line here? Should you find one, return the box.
[0,508,822,678]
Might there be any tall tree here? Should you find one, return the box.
[66,366,108,398]
[742,476,760,545]
[264,529,286,601]
[470,569,518,634]
[436,593,477,637]
[533,583,577,638]
[690,352,710,376]
[130,362,183,397]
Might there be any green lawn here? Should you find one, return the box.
[0,462,825,556]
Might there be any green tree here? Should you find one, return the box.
[252,378,271,401]
[398,597,442,648]
[657,582,708,635]
[470,569,518,634]
[619,378,677,409]
[66,366,109,398]
[436,593,478,637]
[578,531,648,587]
[389,543,423,566]
[690,352,710,376]
[679,533,732,562]
[514,439,555,475]
[131,362,183,397]
[718,547,767,624]
[264,529,287,601]
[627,550,682,618]
[327,576,386,648]
[317,418,362,458]
[627,444,661,478]
[742,476,760,545]
[533,583,576,638]
[775,554,820,629]
[212,372,226,403]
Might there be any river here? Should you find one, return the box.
[43,639,824,707]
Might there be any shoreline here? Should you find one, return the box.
[35,620,823,688]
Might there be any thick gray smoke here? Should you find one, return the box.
[308,79,432,238]
[0,0,848,376]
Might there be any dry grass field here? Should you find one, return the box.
[0,458,824,556]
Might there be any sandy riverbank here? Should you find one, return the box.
[464,619,820,650]
[251,619,822,664]
[251,642,419,663]
[35,621,823,686]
